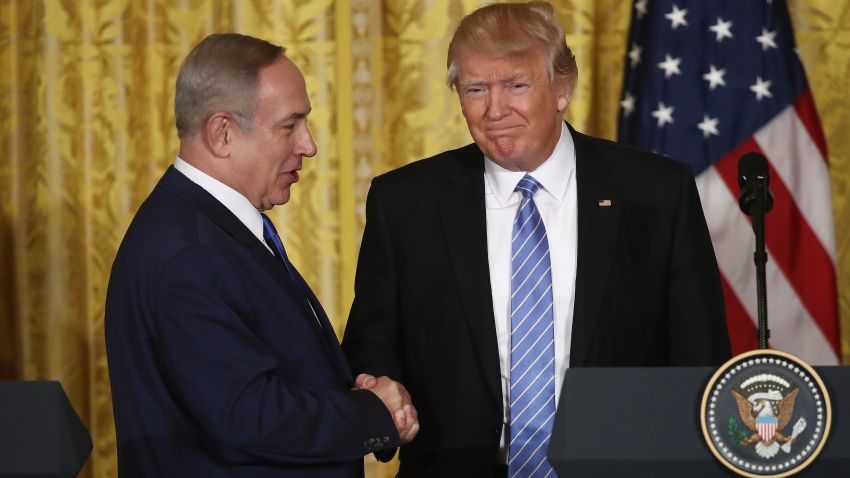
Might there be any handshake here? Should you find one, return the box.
[355,374,419,444]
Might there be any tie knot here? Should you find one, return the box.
[261,212,278,241]
[515,174,543,199]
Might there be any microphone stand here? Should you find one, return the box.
[750,176,770,349]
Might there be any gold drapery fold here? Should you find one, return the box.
[1,1,848,477]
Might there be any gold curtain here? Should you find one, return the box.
[1,1,848,477]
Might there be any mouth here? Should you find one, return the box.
[282,158,302,181]
[281,168,300,183]
[485,124,522,135]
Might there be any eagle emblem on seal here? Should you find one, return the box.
[701,350,832,477]
[730,373,807,459]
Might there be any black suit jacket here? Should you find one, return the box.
[105,167,398,477]
[342,125,731,476]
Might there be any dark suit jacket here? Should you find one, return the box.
[105,167,398,477]
[342,125,731,477]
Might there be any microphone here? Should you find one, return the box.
[737,152,773,349]
[737,152,773,215]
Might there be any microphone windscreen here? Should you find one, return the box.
[738,152,770,188]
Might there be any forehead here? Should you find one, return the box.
[255,57,310,114]
[456,50,547,82]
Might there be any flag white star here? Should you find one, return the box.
[651,102,674,127]
[697,115,720,138]
[621,92,636,116]
[628,43,642,68]
[709,17,733,42]
[665,5,688,30]
[756,28,778,51]
[702,65,727,90]
[750,76,773,100]
[635,0,648,19]
[658,54,682,78]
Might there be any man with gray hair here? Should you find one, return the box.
[343,2,730,476]
[106,33,417,477]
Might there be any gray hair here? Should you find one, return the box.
[175,33,284,138]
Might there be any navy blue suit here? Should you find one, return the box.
[106,167,398,477]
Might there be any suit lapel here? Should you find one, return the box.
[437,148,503,411]
[290,266,353,384]
[158,167,350,382]
[160,167,299,296]
[569,128,622,367]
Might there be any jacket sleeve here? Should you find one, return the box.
[665,166,732,365]
[342,180,406,382]
[152,244,399,465]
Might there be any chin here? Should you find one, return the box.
[488,148,528,166]
[262,195,291,211]
[278,191,292,206]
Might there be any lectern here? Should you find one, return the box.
[548,367,849,477]
[0,381,92,478]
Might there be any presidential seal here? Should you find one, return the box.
[700,350,832,477]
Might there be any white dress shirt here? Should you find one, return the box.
[484,123,578,461]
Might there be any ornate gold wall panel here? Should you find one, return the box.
[1,1,848,477]
[789,0,850,363]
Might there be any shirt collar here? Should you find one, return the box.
[483,122,575,206]
[173,156,266,246]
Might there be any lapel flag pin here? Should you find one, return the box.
[598,199,613,207]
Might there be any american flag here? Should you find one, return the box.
[618,0,840,365]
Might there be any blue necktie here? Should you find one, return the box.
[261,213,323,330]
[261,213,295,279]
[508,174,556,478]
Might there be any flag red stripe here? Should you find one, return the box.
[761,160,840,353]
[712,139,840,356]
[793,90,829,162]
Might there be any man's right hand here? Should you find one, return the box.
[355,374,419,443]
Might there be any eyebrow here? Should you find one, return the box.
[458,74,528,88]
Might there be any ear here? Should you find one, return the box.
[204,112,235,158]
[554,77,575,113]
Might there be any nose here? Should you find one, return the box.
[298,123,318,158]
[485,89,508,121]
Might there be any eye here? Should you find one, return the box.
[463,86,486,97]
[510,83,529,92]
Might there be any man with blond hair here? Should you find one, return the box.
[343,2,730,476]
[106,33,417,477]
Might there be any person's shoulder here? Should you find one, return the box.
[372,142,481,189]
[573,129,693,180]
[133,186,203,236]
[115,182,211,265]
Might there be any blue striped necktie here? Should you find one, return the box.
[261,212,295,279]
[508,174,556,478]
